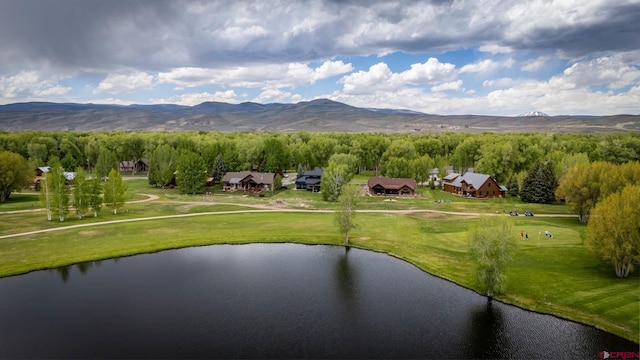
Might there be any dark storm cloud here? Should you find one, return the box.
[0,0,638,74]
[503,3,640,56]
[0,0,181,72]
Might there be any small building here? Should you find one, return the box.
[222,171,277,192]
[367,176,417,197]
[119,159,149,174]
[295,168,323,192]
[442,172,506,198]
[35,166,51,177]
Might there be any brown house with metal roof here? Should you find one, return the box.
[442,172,506,198]
[367,176,417,197]
[221,171,277,192]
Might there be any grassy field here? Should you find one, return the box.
[0,179,638,343]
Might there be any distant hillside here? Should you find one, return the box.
[0,99,638,133]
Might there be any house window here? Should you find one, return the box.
[488,182,491,187]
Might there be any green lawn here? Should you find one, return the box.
[0,179,638,343]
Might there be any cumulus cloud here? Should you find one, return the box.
[521,56,551,72]
[152,90,241,106]
[558,54,640,90]
[0,70,70,100]
[483,78,516,88]
[95,72,155,94]
[431,80,463,92]
[400,58,457,84]
[340,58,457,94]
[2,0,638,73]
[157,60,353,90]
[460,58,514,73]
[340,63,397,95]
[0,1,638,114]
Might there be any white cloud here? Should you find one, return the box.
[431,80,463,92]
[521,56,551,72]
[460,58,513,73]
[95,72,154,94]
[559,54,640,90]
[157,61,353,90]
[340,62,397,94]
[400,57,457,84]
[313,60,354,81]
[152,90,240,106]
[33,85,71,97]
[253,88,301,103]
[479,44,514,54]
[0,70,70,99]
[340,58,457,95]
[483,77,516,88]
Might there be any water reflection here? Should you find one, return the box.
[51,260,103,282]
[334,247,357,308]
[466,299,510,359]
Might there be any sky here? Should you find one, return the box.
[0,0,639,116]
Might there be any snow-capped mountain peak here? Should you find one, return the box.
[519,111,549,117]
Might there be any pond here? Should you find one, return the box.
[0,243,636,358]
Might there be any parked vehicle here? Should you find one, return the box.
[524,210,534,216]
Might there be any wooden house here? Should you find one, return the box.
[222,171,277,192]
[119,159,149,174]
[367,176,417,196]
[442,172,506,198]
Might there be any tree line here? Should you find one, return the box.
[1,130,638,187]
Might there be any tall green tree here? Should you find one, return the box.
[556,161,616,223]
[321,164,351,202]
[335,184,359,246]
[87,177,103,217]
[48,164,70,222]
[72,167,90,219]
[263,136,290,172]
[320,153,357,202]
[148,144,177,187]
[0,151,32,203]
[410,155,433,185]
[468,216,517,297]
[176,151,207,195]
[95,148,118,180]
[382,157,411,178]
[103,169,127,215]
[586,185,640,278]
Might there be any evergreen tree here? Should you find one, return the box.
[212,153,226,182]
[520,161,557,203]
[103,169,127,215]
[176,151,207,195]
[507,176,519,197]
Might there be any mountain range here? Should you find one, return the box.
[0,99,638,133]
